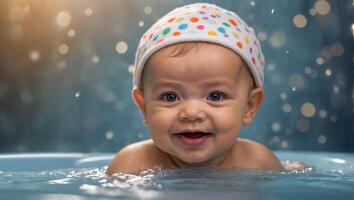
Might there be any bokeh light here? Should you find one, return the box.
[115,41,128,54]
[56,11,71,27]
[293,14,307,28]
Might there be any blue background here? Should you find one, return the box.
[0,0,353,153]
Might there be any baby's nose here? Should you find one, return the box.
[178,100,206,122]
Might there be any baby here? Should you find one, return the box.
[107,3,285,175]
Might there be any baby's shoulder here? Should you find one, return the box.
[106,139,170,175]
[231,139,284,170]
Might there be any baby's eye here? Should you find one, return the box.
[207,91,226,101]
[160,92,180,102]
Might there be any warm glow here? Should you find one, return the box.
[293,14,307,28]
[314,0,331,15]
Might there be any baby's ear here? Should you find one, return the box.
[242,87,264,125]
[132,88,148,123]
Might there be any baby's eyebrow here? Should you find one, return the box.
[152,81,182,91]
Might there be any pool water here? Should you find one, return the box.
[0,152,353,200]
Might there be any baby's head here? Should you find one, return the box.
[132,3,266,165]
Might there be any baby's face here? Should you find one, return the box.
[133,42,263,166]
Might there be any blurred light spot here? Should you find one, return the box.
[285,50,290,54]
[56,11,72,27]
[36,194,84,200]
[128,64,135,74]
[67,29,76,37]
[309,8,316,16]
[105,131,114,140]
[319,109,328,118]
[320,46,332,62]
[318,135,326,144]
[285,128,293,136]
[304,66,312,74]
[351,23,354,37]
[282,104,292,113]
[316,57,324,65]
[248,14,255,20]
[289,73,305,90]
[139,21,145,27]
[271,8,275,15]
[330,115,337,122]
[314,0,331,15]
[103,93,116,103]
[309,69,318,79]
[257,32,267,41]
[250,1,256,6]
[293,14,307,28]
[9,6,25,22]
[57,60,67,69]
[271,75,281,85]
[296,118,310,133]
[280,92,288,100]
[115,41,128,54]
[144,6,152,14]
[24,5,31,13]
[75,92,80,97]
[330,158,346,164]
[9,25,23,40]
[92,55,100,64]
[58,44,70,55]
[269,31,287,48]
[267,63,275,71]
[333,85,339,94]
[272,136,280,143]
[29,50,40,61]
[330,43,344,57]
[291,86,297,92]
[325,68,332,76]
[84,8,93,16]
[301,102,316,118]
[281,140,289,149]
[271,122,281,132]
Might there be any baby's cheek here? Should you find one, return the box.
[212,108,243,131]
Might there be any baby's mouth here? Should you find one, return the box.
[174,131,212,146]
[176,131,211,138]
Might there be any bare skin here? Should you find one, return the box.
[107,42,285,175]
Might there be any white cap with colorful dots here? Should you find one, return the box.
[134,3,265,88]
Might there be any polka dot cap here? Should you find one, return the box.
[134,3,265,88]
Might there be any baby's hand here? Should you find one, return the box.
[281,160,308,170]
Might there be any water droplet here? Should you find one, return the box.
[144,6,152,14]
[75,92,80,97]
[314,0,331,15]
[56,11,71,27]
[301,102,316,118]
[84,8,93,16]
[296,118,310,133]
[318,135,327,144]
[58,44,70,55]
[115,41,128,54]
[271,122,281,132]
[29,50,40,61]
[67,29,76,37]
[293,14,307,28]
[106,131,114,140]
